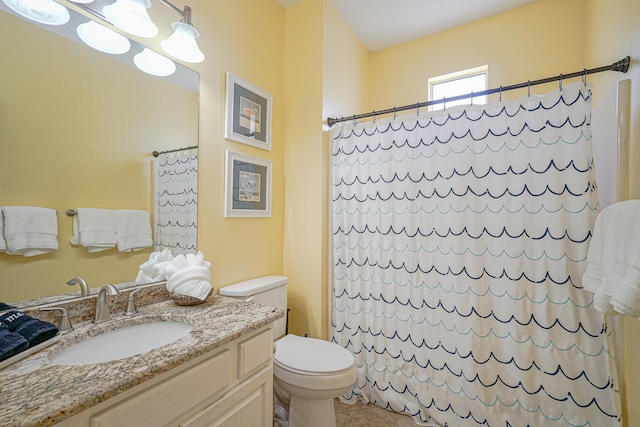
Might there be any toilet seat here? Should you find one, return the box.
[274,334,354,375]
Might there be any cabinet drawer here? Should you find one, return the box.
[238,329,272,379]
[90,350,231,427]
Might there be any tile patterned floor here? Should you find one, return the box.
[335,399,417,427]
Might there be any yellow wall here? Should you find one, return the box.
[0,12,197,302]
[186,0,286,290]
[585,1,640,425]
[282,0,325,337]
[369,0,584,110]
[281,0,370,339]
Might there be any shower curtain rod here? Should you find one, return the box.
[152,145,198,157]
[326,56,630,127]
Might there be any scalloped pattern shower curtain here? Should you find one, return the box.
[154,149,198,255]
[330,83,620,427]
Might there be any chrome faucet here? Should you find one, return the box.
[40,307,73,333]
[124,289,142,316]
[94,284,120,324]
[66,276,90,296]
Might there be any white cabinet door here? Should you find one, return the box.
[180,366,273,427]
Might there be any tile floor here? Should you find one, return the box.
[334,399,417,427]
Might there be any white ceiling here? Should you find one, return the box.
[277,0,538,52]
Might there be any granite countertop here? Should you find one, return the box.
[0,296,284,427]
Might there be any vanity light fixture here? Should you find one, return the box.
[77,20,131,54]
[103,0,158,38]
[2,0,69,25]
[159,3,204,63]
[133,47,176,76]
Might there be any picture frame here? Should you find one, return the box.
[225,71,273,151]
[224,150,272,217]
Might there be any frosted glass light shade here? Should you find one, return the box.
[77,21,131,55]
[103,0,158,38]
[161,22,204,63]
[134,48,176,76]
[2,0,69,25]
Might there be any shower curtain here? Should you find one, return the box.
[330,83,620,427]
[153,149,198,255]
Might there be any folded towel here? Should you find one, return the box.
[165,252,213,301]
[116,210,153,252]
[0,323,29,362]
[1,206,58,257]
[0,210,6,253]
[583,200,640,316]
[70,208,117,252]
[0,311,58,347]
[135,248,175,284]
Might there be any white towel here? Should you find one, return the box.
[583,200,640,316]
[165,252,213,300]
[0,210,6,253]
[1,206,58,257]
[116,210,153,252]
[135,248,175,284]
[70,208,117,252]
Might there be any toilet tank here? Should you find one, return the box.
[219,275,288,339]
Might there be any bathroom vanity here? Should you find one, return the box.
[0,291,283,426]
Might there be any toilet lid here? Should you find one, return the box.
[274,334,354,375]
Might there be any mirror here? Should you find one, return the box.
[0,1,199,307]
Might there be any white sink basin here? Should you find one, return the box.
[50,321,193,366]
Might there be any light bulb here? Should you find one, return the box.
[77,21,131,55]
[2,0,69,25]
[161,22,204,63]
[134,48,176,77]
[103,0,158,38]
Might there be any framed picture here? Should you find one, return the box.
[225,71,273,151]
[224,150,272,217]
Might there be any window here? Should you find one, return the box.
[428,65,488,110]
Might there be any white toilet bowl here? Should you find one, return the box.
[273,334,356,427]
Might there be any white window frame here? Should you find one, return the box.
[428,65,488,111]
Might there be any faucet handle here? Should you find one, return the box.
[40,307,73,333]
[124,289,142,316]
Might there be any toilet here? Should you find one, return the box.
[219,276,356,427]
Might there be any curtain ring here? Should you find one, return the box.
[527,80,531,97]
[443,96,446,111]
[393,107,396,121]
[372,111,376,124]
[559,74,563,91]
[416,102,420,116]
[470,91,474,106]
[582,68,587,86]
[499,86,503,102]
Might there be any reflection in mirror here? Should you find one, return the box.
[0,1,199,308]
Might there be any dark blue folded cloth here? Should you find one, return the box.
[0,323,29,362]
[0,311,58,347]
[0,302,15,311]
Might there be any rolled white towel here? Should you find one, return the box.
[135,249,174,284]
[165,252,212,301]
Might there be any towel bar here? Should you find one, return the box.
[66,209,77,217]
